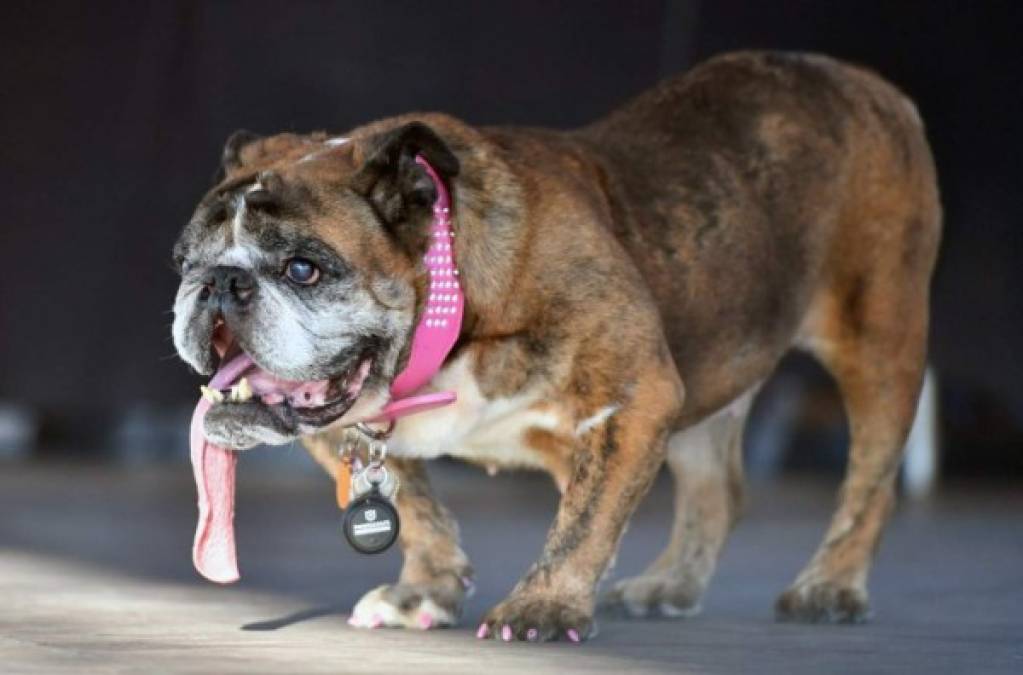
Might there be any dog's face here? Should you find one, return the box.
[171,123,459,449]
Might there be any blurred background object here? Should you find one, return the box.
[1,0,1020,481]
[0,402,38,460]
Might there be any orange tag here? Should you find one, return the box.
[335,461,352,509]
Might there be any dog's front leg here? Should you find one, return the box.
[304,437,473,630]
[478,376,681,642]
[349,457,474,630]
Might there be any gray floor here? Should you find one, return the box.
[1,458,1021,674]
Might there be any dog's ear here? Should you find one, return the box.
[213,130,261,184]
[351,122,459,227]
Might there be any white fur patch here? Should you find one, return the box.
[575,404,620,436]
[216,191,263,269]
[230,191,250,243]
[667,387,757,479]
[171,283,207,373]
[349,584,456,630]
[388,353,562,470]
[298,137,350,164]
[214,243,260,269]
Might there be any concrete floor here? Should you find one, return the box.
[1,458,1021,674]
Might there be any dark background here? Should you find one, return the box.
[1,1,1020,471]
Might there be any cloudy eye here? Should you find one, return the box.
[285,257,320,285]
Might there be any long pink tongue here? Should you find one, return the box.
[189,353,254,584]
[190,399,238,583]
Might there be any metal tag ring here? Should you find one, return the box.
[367,440,387,467]
[355,421,395,441]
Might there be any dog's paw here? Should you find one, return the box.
[348,582,464,630]
[478,594,595,643]
[775,581,871,624]
[598,572,703,619]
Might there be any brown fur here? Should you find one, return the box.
[209,51,940,639]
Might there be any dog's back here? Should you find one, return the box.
[581,51,941,422]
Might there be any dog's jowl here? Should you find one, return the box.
[172,51,940,641]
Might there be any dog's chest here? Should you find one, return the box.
[387,353,562,470]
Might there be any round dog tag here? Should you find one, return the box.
[342,489,400,554]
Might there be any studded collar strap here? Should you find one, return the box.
[365,155,462,423]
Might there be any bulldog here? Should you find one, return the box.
[171,51,940,641]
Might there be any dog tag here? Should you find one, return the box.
[343,487,400,554]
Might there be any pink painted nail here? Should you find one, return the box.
[476,623,490,639]
[566,628,581,643]
[501,624,513,642]
[417,612,433,630]
[526,628,539,641]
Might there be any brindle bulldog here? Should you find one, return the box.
[171,51,940,641]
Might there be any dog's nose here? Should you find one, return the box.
[200,266,255,308]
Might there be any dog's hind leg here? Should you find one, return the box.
[775,69,941,622]
[777,210,939,623]
[599,389,753,618]
[304,435,473,630]
[776,304,926,622]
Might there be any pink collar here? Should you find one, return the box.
[364,155,462,424]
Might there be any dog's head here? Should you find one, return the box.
[171,122,459,449]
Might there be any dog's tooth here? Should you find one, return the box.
[200,385,224,404]
[227,381,251,403]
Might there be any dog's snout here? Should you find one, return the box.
[200,266,255,307]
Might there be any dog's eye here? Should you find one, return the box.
[285,258,320,285]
